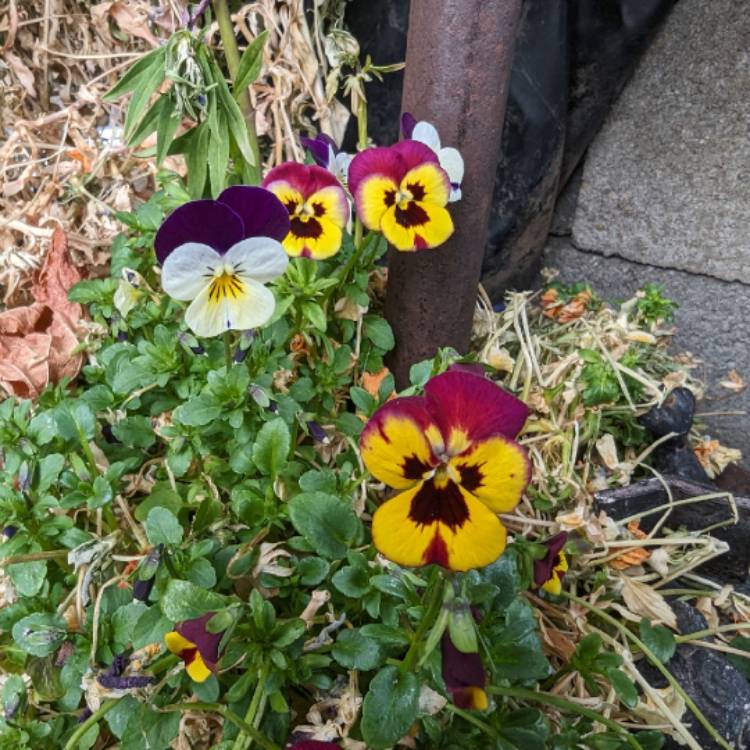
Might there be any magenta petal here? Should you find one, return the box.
[533,532,568,588]
[155,200,244,263]
[262,162,341,198]
[218,186,291,242]
[401,111,417,138]
[390,139,441,171]
[176,613,222,669]
[348,146,402,195]
[425,370,529,443]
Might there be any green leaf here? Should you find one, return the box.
[639,619,676,663]
[124,63,167,142]
[272,619,306,649]
[361,666,420,749]
[8,560,47,597]
[301,301,327,332]
[121,706,180,750]
[145,507,183,546]
[333,629,383,670]
[127,95,166,149]
[103,46,167,101]
[186,123,210,198]
[112,415,156,449]
[726,636,750,678]
[156,96,181,165]
[252,418,290,476]
[135,483,183,522]
[12,613,66,656]
[112,602,148,652]
[132,606,173,649]
[288,492,359,560]
[234,31,268,96]
[333,565,371,598]
[297,557,330,586]
[364,316,395,351]
[175,394,222,426]
[208,56,254,166]
[207,109,230,197]
[605,667,639,709]
[160,579,229,622]
[37,453,65,492]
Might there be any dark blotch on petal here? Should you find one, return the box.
[406,181,426,201]
[533,531,568,588]
[409,479,470,530]
[395,201,429,229]
[290,216,323,240]
[218,185,291,243]
[155,200,244,263]
[457,463,483,492]
[176,613,222,669]
[402,454,432,481]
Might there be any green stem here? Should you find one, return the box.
[63,699,119,750]
[563,592,733,750]
[487,686,643,750]
[211,0,261,183]
[675,622,750,643]
[161,702,281,750]
[444,703,498,738]
[401,567,444,673]
[0,549,69,566]
[232,662,270,750]
[224,330,233,370]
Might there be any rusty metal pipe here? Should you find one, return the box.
[384,0,523,387]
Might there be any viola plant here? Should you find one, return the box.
[0,16,680,750]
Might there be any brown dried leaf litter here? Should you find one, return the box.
[1,0,350,308]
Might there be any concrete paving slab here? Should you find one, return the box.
[544,237,749,466]
[572,0,750,283]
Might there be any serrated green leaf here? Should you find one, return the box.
[252,418,290,476]
[12,613,67,656]
[145,507,183,546]
[364,316,395,351]
[301,301,327,332]
[175,394,221,426]
[361,666,419,749]
[332,629,383,670]
[605,667,639,709]
[160,579,228,621]
[288,492,359,560]
[234,31,268,96]
[639,618,676,663]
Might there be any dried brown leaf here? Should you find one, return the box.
[620,575,677,629]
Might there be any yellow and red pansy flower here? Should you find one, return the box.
[360,367,531,571]
[348,141,454,252]
[165,613,223,683]
[262,163,350,260]
[442,628,488,710]
[533,532,569,595]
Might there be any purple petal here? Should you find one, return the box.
[154,200,244,263]
[301,134,338,169]
[289,743,341,750]
[533,532,569,588]
[441,630,486,691]
[218,186,291,243]
[401,112,417,139]
[176,613,223,668]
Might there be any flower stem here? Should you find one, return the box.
[486,686,644,750]
[401,567,444,672]
[444,703,498,737]
[162,701,281,750]
[63,699,119,750]
[562,592,733,750]
[224,330,233,369]
[232,661,270,750]
[353,94,368,249]
[211,0,261,183]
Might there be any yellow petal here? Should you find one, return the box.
[185,652,213,682]
[356,174,399,230]
[400,163,450,206]
[165,630,195,656]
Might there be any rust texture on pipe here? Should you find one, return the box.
[384,0,523,387]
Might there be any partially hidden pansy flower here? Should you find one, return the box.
[262,163,350,260]
[348,141,454,252]
[441,629,488,710]
[288,742,340,750]
[533,531,569,595]
[360,368,531,571]
[155,186,290,338]
[402,112,464,202]
[300,133,352,186]
[165,613,223,682]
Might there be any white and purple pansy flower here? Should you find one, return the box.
[300,133,352,186]
[401,112,464,202]
[155,186,290,338]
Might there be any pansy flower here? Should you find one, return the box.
[155,186,290,338]
[262,163,350,260]
[360,368,530,571]
[441,629,488,710]
[165,612,223,682]
[533,532,569,595]
[402,112,464,202]
[348,141,454,252]
[300,133,352,186]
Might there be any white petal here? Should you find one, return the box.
[184,278,276,338]
[412,121,441,152]
[335,152,353,183]
[449,186,462,202]
[161,243,221,301]
[224,237,289,284]
[439,147,464,185]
